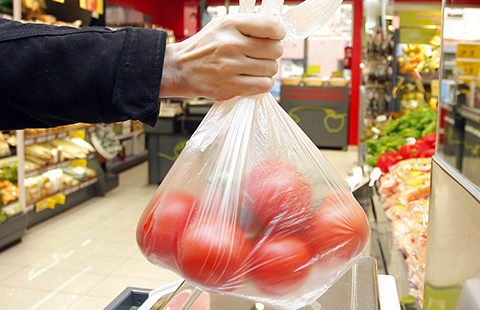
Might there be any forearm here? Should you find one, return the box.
[0,19,166,130]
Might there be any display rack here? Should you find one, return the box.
[21,125,105,227]
[106,121,147,173]
[26,177,99,227]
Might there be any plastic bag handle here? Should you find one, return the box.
[239,0,343,41]
[239,0,256,13]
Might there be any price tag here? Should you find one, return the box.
[71,159,87,168]
[35,198,56,212]
[456,61,480,77]
[431,80,439,98]
[69,130,85,140]
[53,194,66,205]
[457,44,480,59]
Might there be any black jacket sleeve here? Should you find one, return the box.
[0,18,167,130]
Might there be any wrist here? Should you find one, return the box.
[159,43,184,98]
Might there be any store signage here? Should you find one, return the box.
[456,44,480,80]
[399,11,441,44]
[399,11,441,27]
[457,44,480,59]
[281,87,347,102]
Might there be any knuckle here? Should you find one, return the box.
[273,42,284,58]
[266,16,285,39]
[260,77,274,92]
[266,60,278,75]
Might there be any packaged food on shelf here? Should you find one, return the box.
[131,120,144,132]
[63,166,88,182]
[42,169,64,196]
[25,160,42,172]
[0,132,11,157]
[25,144,57,167]
[122,120,132,135]
[25,176,42,205]
[85,167,97,179]
[327,71,349,87]
[49,139,89,159]
[378,158,432,306]
[69,137,95,153]
[90,124,122,161]
[24,123,92,138]
[61,174,80,188]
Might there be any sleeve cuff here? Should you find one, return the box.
[113,27,167,127]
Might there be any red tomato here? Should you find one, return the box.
[136,191,196,268]
[304,192,369,268]
[251,236,312,296]
[178,218,252,290]
[245,160,313,235]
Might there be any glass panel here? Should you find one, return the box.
[437,0,480,189]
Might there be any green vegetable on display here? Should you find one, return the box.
[363,106,437,167]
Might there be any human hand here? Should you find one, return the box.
[159,14,285,100]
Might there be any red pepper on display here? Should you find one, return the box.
[418,132,436,146]
[376,151,403,173]
[399,144,418,159]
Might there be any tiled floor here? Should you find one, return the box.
[0,149,358,310]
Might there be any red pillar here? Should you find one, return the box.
[349,0,362,145]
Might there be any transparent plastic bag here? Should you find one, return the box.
[136,1,369,309]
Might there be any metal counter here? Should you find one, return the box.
[105,256,379,310]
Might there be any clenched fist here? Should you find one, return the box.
[159,14,285,100]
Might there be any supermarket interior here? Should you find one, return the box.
[0,0,480,309]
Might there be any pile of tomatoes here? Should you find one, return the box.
[137,160,369,296]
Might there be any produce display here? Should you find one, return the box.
[378,158,431,306]
[395,40,440,110]
[398,42,440,75]
[25,166,97,206]
[137,95,369,308]
[363,105,437,171]
[0,165,18,222]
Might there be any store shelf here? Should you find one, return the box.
[26,178,98,227]
[24,126,95,146]
[24,153,96,178]
[107,150,148,174]
[115,130,144,141]
[2,201,23,217]
[0,155,17,166]
[25,177,98,213]
[369,185,414,299]
[459,105,480,123]
[0,212,27,250]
